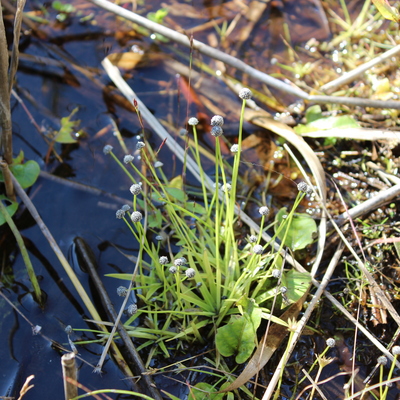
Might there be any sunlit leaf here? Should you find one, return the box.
[0,195,18,226]
[52,0,76,13]
[275,207,317,251]
[106,52,144,70]
[147,209,163,228]
[53,107,80,143]
[215,298,262,363]
[372,0,400,21]
[188,382,224,400]
[10,160,40,189]
[281,270,312,307]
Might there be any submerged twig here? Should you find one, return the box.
[88,0,400,109]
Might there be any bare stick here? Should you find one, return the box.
[88,0,400,109]
[62,353,78,400]
[320,44,400,93]
[0,160,16,201]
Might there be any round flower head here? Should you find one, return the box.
[154,161,164,168]
[253,244,263,255]
[127,304,138,315]
[249,235,257,243]
[392,346,400,355]
[124,155,134,164]
[297,181,309,193]
[130,183,142,196]
[221,183,232,192]
[239,88,253,100]
[117,286,128,297]
[136,141,145,150]
[65,325,73,335]
[169,266,177,274]
[259,206,270,216]
[188,117,199,126]
[116,209,125,219]
[280,286,288,294]
[103,145,113,155]
[159,256,169,265]
[174,258,185,267]
[185,268,196,279]
[131,211,143,223]
[326,338,336,348]
[121,204,131,212]
[377,355,388,366]
[272,269,281,278]
[211,126,223,137]
[211,115,224,127]
[155,235,163,241]
[230,144,239,153]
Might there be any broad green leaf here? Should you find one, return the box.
[164,187,187,203]
[0,196,18,226]
[280,270,311,307]
[275,207,317,251]
[372,0,400,21]
[147,209,163,228]
[10,160,40,189]
[147,8,168,24]
[184,201,206,215]
[13,150,25,165]
[215,298,262,363]
[52,1,76,13]
[53,107,79,143]
[169,175,183,189]
[188,382,224,400]
[305,105,323,123]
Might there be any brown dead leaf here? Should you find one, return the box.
[106,52,143,70]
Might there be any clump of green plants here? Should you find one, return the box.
[101,89,315,365]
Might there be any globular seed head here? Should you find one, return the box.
[121,204,131,212]
[117,286,128,297]
[116,209,125,219]
[154,161,164,168]
[65,325,73,335]
[280,286,288,294]
[392,345,400,355]
[136,141,145,150]
[185,268,196,279]
[211,126,223,137]
[297,181,309,193]
[127,304,138,315]
[131,211,143,223]
[221,183,232,192]
[169,266,177,274]
[249,235,257,243]
[103,145,113,155]
[159,256,169,265]
[130,183,142,196]
[259,206,270,216]
[211,115,224,127]
[124,155,134,164]
[174,258,185,267]
[272,269,281,278]
[188,117,199,126]
[326,338,336,348]
[239,88,253,100]
[253,244,263,254]
[230,144,239,153]
[377,355,388,366]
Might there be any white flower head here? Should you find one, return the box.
[131,211,143,223]
[239,88,253,100]
[249,235,257,243]
[124,155,134,164]
[130,183,142,195]
[230,144,239,153]
[326,338,336,348]
[211,115,224,127]
[253,244,263,254]
[103,145,113,155]
[136,141,145,150]
[259,206,270,216]
[154,161,164,168]
[211,126,223,137]
[188,117,199,126]
[185,268,196,279]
